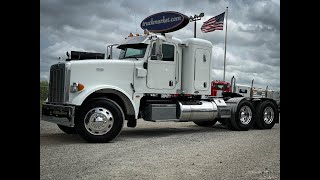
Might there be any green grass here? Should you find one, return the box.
[40,81,48,110]
[40,99,45,109]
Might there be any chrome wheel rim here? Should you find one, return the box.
[263,106,274,124]
[84,107,114,135]
[239,106,252,125]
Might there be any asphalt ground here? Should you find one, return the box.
[40,116,280,180]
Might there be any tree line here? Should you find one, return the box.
[40,81,49,101]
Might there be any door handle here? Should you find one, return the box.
[169,80,173,86]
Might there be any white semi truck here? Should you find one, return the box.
[42,31,279,143]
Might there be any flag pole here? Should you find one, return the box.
[223,7,228,81]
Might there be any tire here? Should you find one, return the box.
[57,124,76,134]
[193,119,218,127]
[75,98,124,143]
[230,99,255,131]
[254,100,278,129]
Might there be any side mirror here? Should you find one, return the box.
[65,51,71,61]
[151,38,163,60]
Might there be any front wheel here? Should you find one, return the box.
[75,98,124,143]
[193,120,218,127]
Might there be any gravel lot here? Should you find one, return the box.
[40,117,280,180]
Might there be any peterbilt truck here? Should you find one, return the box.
[41,31,279,143]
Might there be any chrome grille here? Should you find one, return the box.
[48,63,66,103]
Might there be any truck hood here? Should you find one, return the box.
[67,59,135,100]
[68,59,135,66]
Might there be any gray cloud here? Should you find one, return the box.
[248,1,280,31]
[40,0,280,90]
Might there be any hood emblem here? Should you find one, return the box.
[96,67,104,72]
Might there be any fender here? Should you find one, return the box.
[69,85,138,118]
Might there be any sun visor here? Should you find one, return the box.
[118,35,148,46]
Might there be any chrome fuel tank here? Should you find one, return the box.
[176,101,218,121]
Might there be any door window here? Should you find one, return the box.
[151,43,174,61]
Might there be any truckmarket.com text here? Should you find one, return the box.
[141,16,182,27]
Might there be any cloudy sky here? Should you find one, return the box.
[40,0,280,90]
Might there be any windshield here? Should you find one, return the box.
[118,43,148,59]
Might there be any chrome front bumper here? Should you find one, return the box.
[41,103,75,127]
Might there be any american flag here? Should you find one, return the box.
[201,12,225,33]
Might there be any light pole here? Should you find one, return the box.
[189,12,204,38]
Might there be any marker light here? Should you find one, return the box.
[71,82,85,93]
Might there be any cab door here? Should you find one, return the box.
[146,43,176,90]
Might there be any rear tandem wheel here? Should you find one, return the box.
[254,100,278,129]
[229,99,255,131]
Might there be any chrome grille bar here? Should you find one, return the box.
[48,63,66,103]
